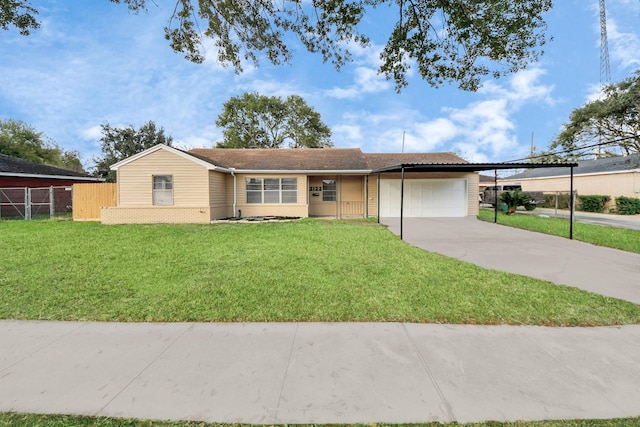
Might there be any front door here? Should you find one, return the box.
[309,177,337,217]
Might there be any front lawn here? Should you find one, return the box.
[478,209,640,254]
[1,219,639,326]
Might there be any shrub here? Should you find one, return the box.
[578,195,611,213]
[616,196,640,215]
[500,190,528,214]
[542,193,573,209]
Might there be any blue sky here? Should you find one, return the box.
[1,1,640,170]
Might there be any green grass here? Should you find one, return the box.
[478,209,640,254]
[2,413,640,426]
[1,219,640,326]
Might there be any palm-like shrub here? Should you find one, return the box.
[500,190,529,214]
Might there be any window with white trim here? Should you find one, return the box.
[246,178,298,203]
[152,175,173,206]
[322,179,337,201]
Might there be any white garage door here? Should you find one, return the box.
[379,179,468,217]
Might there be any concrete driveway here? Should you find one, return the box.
[381,217,640,305]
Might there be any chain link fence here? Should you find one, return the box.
[0,186,73,220]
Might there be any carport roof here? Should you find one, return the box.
[373,162,578,173]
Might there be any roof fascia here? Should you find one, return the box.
[109,144,230,172]
[233,169,373,174]
[503,168,640,181]
[373,162,578,173]
[0,172,103,181]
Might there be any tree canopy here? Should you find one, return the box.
[94,120,173,182]
[544,72,640,161]
[216,92,332,149]
[6,0,552,91]
[0,0,39,35]
[0,118,84,172]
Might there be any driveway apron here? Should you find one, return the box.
[381,217,640,305]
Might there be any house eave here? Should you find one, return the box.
[0,172,103,181]
[233,169,374,174]
[110,144,230,172]
[504,168,640,181]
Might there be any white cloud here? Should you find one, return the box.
[80,125,103,141]
[607,19,640,70]
[324,43,391,99]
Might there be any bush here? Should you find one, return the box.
[578,195,611,213]
[542,193,572,209]
[616,196,640,215]
[500,190,528,214]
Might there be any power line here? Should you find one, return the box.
[505,135,639,163]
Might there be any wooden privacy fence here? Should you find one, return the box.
[73,183,117,221]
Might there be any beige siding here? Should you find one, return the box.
[368,172,479,216]
[235,173,309,217]
[367,175,378,217]
[101,206,211,224]
[501,172,640,199]
[339,175,365,217]
[208,170,231,219]
[117,149,210,207]
[466,173,480,216]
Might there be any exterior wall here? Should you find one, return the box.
[466,173,480,216]
[117,149,210,207]
[234,173,309,218]
[101,206,211,224]
[500,171,640,210]
[367,175,378,217]
[208,170,231,220]
[368,172,479,216]
[339,175,365,217]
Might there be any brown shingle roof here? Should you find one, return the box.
[185,148,468,172]
[188,148,371,171]
[364,152,467,170]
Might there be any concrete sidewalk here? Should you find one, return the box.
[2,320,640,424]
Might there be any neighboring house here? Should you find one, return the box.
[500,154,640,205]
[102,144,480,224]
[0,153,100,187]
[0,153,101,218]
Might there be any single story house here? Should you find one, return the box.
[500,154,640,206]
[102,144,480,224]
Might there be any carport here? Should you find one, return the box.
[374,162,578,240]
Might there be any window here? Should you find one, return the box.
[246,178,298,203]
[153,175,173,206]
[322,179,337,201]
[246,178,263,203]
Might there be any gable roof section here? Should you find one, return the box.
[0,153,100,181]
[109,144,229,172]
[505,154,640,180]
[188,148,372,172]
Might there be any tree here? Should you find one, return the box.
[0,118,85,172]
[216,93,332,148]
[0,0,39,35]
[94,120,173,182]
[6,0,552,91]
[547,72,640,160]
